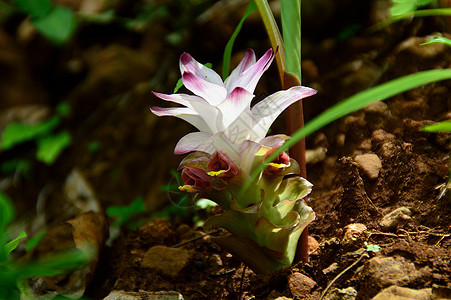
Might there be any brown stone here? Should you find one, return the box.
[288,272,317,298]
[141,246,192,277]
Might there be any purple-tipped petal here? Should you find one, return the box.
[224,49,256,92]
[180,53,224,87]
[152,91,205,108]
[250,86,317,140]
[216,87,254,130]
[150,106,212,133]
[226,48,275,93]
[174,132,212,154]
[153,91,220,132]
[182,72,227,106]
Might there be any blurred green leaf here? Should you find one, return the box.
[1,160,31,177]
[36,131,71,164]
[390,0,435,16]
[106,196,146,227]
[25,230,47,252]
[421,120,451,132]
[11,0,51,18]
[4,232,26,256]
[87,141,101,153]
[222,0,257,79]
[55,102,70,117]
[421,36,451,47]
[1,116,59,150]
[0,192,14,229]
[32,6,77,44]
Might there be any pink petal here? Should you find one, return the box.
[182,72,227,106]
[250,86,317,141]
[180,53,224,87]
[226,48,275,94]
[174,132,213,154]
[150,106,212,133]
[216,87,254,130]
[224,49,256,92]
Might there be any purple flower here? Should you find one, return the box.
[151,49,317,155]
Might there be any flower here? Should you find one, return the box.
[150,49,317,156]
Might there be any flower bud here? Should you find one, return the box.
[179,167,210,193]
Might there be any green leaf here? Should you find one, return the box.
[87,141,101,153]
[222,0,257,79]
[390,1,416,16]
[421,36,451,47]
[0,116,59,150]
[25,230,47,252]
[366,243,381,253]
[4,232,27,256]
[421,120,451,132]
[32,6,77,44]
[1,160,31,177]
[0,192,14,228]
[281,0,301,81]
[11,0,52,18]
[106,196,146,227]
[254,0,286,83]
[36,131,71,164]
[243,69,451,193]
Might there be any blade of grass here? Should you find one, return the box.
[242,68,451,193]
[254,0,286,83]
[368,8,451,32]
[222,0,257,79]
[281,0,301,82]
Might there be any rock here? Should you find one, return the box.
[359,256,422,293]
[322,263,339,275]
[354,153,382,180]
[103,290,184,300]
[379,207,412,231]
[288,272,317,298]
[141,246,192,277]
[308,235,320,255]
[372,129,396,143]
[324,287,358,300]
[363,101,389,116]
[371,285,432,300]
[306,147,327,164]
[342,223,367,248]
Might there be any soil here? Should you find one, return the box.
[1,0,451,299]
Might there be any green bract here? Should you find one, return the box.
[178,147,314,274]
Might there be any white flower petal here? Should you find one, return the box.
[182,72,227,106]
[180,53,224,87]
[153,91,219,132]
[212,133,241,163]
[224,49,256,92]
[150,106,212,133]
[250,86,317,140]
[174,132,213,154]
[152,91,205,109]
[217,87,254,130]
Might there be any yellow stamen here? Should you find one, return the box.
[178,185,197,193]
[268,162,289,169]
[207,170,227,176]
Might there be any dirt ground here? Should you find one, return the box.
[1,0,451,299]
